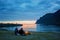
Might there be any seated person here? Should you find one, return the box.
[15,27,18,35]
[18,28,25,36]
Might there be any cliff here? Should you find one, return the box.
[36,9,60,26]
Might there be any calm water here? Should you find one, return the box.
[0,24,60,32]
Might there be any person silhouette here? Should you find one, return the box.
[15,27,18,35]
[18,28,25,36]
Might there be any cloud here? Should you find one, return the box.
[20,3,29,8]
[0,0,60,12]
[0,0,60,20]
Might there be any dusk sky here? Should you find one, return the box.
[0,0,60,21]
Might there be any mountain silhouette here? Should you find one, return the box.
[36,9,60,26]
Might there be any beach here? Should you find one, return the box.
[0,30,60,40]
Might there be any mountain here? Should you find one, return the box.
[36,9,60,26]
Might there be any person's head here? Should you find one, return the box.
[21,28,23,30]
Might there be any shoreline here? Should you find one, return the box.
[0,30,60,40]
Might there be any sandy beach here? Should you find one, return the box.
[0,30,60,40]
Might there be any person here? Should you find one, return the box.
[18,28,25,36]
[15,27,18,35]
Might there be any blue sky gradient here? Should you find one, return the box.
[0,0,60,21]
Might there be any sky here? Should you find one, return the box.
[0,0,60,21]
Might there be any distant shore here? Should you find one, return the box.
[0,23,23,27]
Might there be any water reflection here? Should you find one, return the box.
[0,24,60,32]
[36,24,60,32]
[22,24,36,31]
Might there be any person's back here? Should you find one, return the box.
[15,27,18,35]
[19,28,25,36]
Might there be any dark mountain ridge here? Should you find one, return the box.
[36,9,60,26]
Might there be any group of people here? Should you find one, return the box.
[15,27,25,36]
[15,27,31,36]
